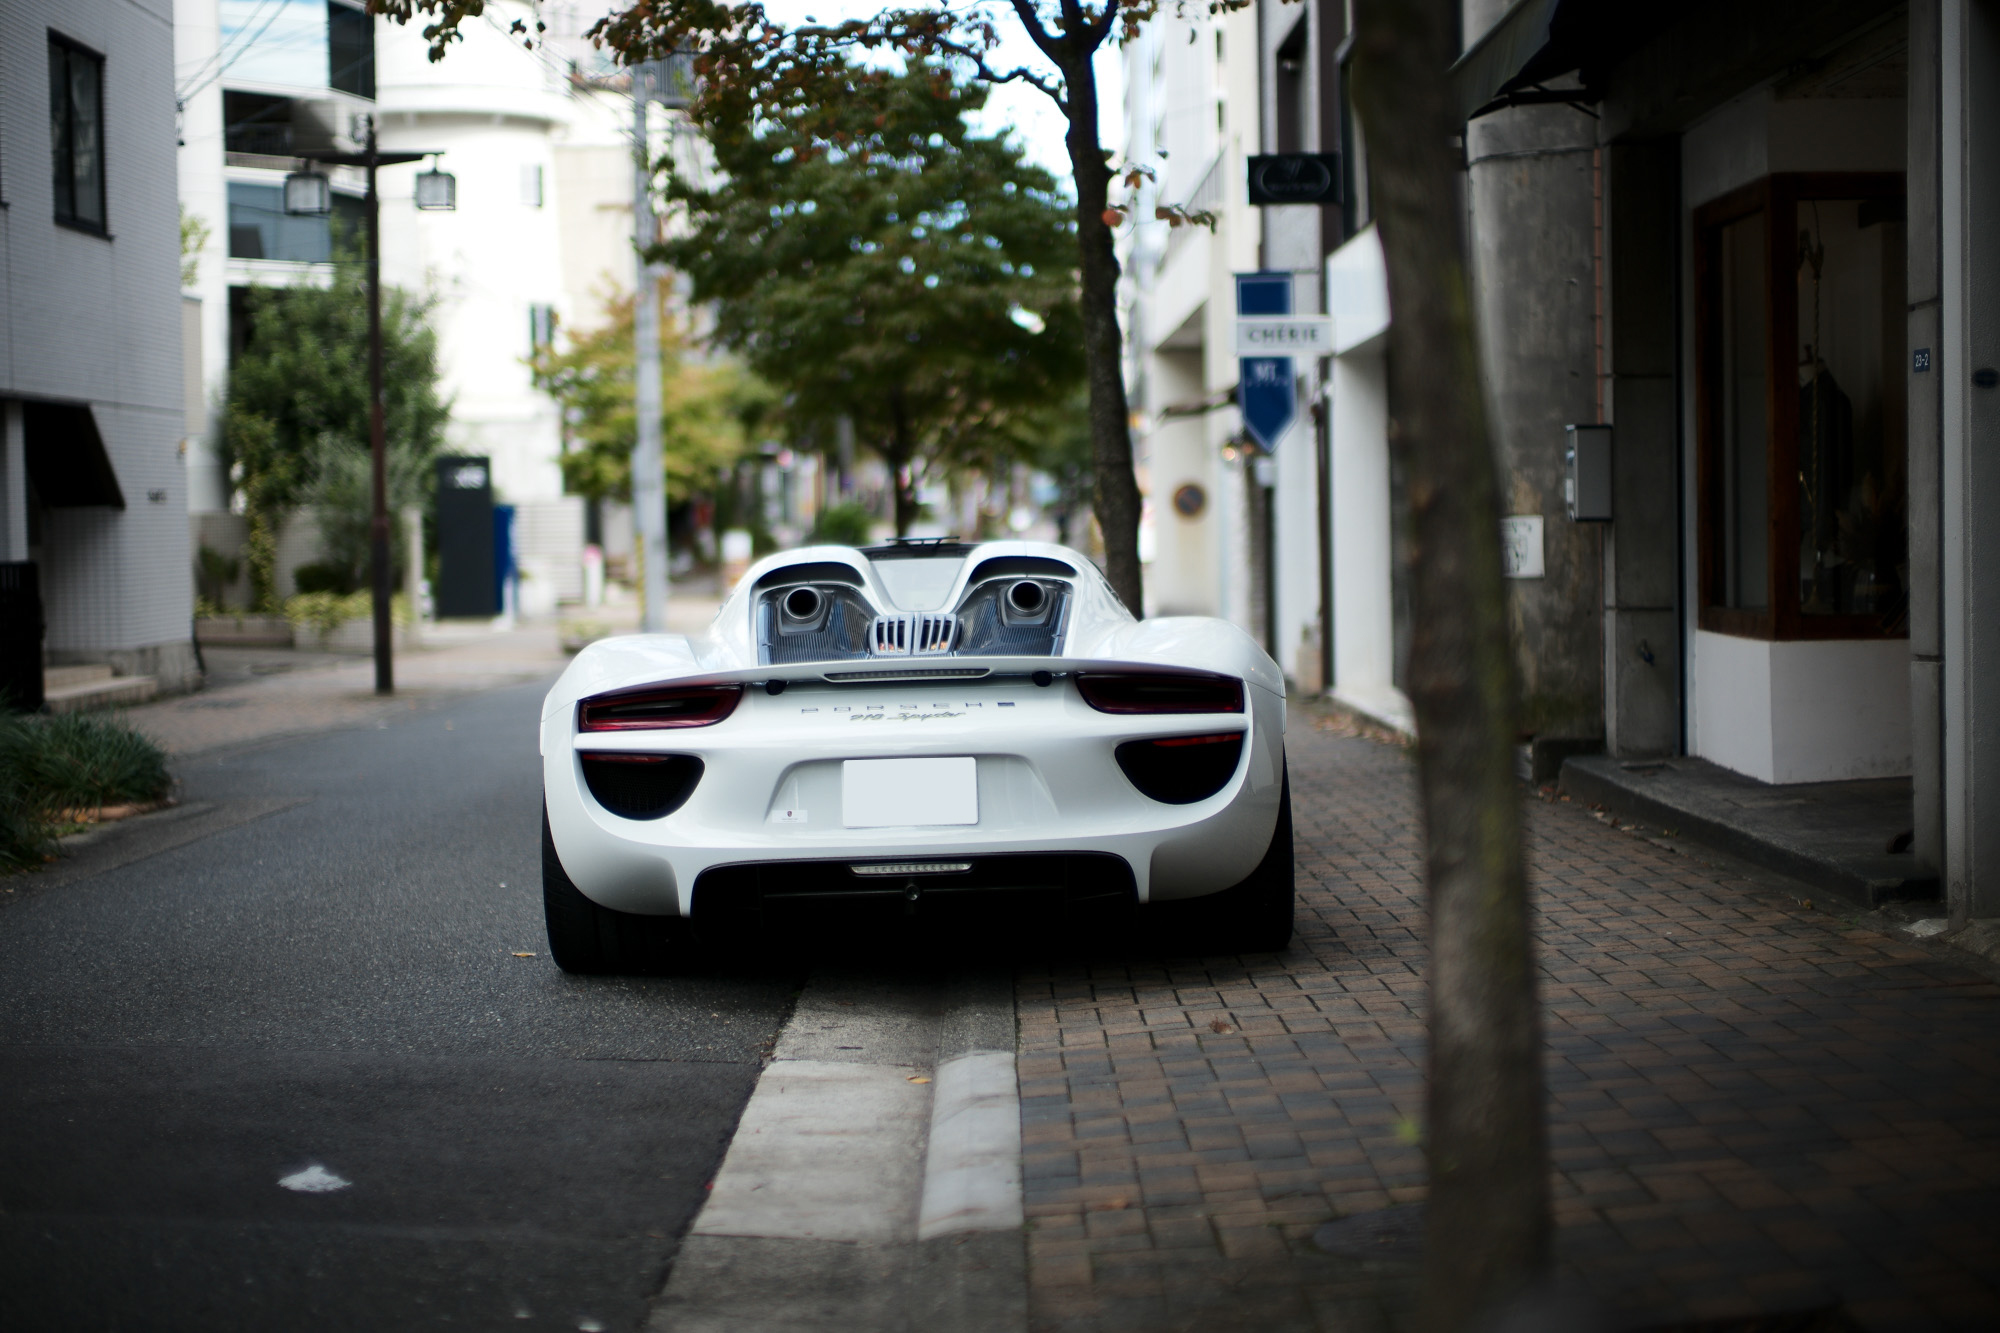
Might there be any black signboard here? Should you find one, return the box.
[1246,153,1342,207]
[435,455,496,618]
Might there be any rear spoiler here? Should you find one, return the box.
[586,655,1241,695]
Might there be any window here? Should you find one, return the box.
[521,164,544,208]
[49,34,106,232]
[223,91,294,157]
[528,304,557,353]
[226,181,363,262]
[1695,174,1907,639]
[328,1,376,99]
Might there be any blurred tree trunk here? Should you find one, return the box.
[1348,1,1551,1328]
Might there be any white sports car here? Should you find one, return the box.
[539,539,1292,972]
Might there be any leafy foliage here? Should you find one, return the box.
[0,712,172,869]
[528,291,764,505]
[654,62,1084,532]
[225,252,449,604]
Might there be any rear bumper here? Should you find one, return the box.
[542,679,1287,914]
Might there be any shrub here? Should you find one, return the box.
[292,560,358,595]
[0,712,171,870]
[810,502,875,548]
[283,590,414,637]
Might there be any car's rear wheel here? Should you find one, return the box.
[1178,765,1294,954]
[542,807,687,974]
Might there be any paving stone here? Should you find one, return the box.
[1019,709,2000,1331]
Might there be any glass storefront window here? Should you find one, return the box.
[1718,213,1769,610]
[1794,198,1907,618]
[1696,173,1908,640]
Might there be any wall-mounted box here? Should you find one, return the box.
[1565,424,1612,522]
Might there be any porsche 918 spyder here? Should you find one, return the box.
[539,539,1292,971]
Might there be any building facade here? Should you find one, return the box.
[1123,0,2000,925]
[3,0,197,692]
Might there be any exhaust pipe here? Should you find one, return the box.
[1005,580,1047,616]
[781,585,825,623]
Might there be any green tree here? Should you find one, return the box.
[652,61,1084,536]
[224,255,450,605]
[529,290,763,507]
[371,0,1191,607]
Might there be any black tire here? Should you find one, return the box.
[542,807,687,975]
[1205,765,1296,953]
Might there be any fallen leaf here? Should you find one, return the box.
[513,951,537,958]
[1092,1198,1129,1211]
[1209,1018,1235,1034]
[908,1075,931,1084]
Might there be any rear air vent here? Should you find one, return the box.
[1113,733,1244,804]
[870,612,956,656]
[580,753,704,819]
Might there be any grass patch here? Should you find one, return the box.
[0,712,171,871]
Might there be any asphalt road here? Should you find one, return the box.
[0,679,800,1332]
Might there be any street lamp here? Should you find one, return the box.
[288,117,452,696]
[414,157,456,211]
[282,168,331,216]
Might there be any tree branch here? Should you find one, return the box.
[930,32,1067,108]
[1086,0,1121,50]
[1007,0,1062,60]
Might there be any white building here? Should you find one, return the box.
[175,0,612,613]
[1120,3,1264,628]
[374,0,592,609]
[3,0,197,695]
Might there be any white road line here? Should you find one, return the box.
[917,1051,1024,1240]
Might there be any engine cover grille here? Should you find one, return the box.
[869,612,957,655]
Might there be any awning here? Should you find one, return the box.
[23,400,124,508]
[1451,0,1567,123]
[1448,1,1672,123]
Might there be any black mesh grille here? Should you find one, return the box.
[692,852,1136,930]
[1113,734,1245,804]
[580,754,704,819]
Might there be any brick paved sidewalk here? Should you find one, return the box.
[1017,710,2000,1332]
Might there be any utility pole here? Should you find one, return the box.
[292,119,451,694]
[364,118,393,694]
[632,63,670,634]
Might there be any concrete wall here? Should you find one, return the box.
[1940,0,2000,919]
[1603,141,1683,757]
[1465,95,1605,741]
[1693,631,1913,783]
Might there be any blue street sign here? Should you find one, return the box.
[1236,273,1293,453]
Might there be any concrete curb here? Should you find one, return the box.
[650,969,1025,1333]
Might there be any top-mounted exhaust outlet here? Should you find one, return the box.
[781,585,825,624]
[1006,580,1047,616]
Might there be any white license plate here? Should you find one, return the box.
[841,757,978,828]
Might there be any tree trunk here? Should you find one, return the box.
[1348,2,1551,1329]
[889,387,917,537]
[1056,47,1144,614]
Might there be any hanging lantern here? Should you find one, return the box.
[282,169,332,216]
[414,158,457,211]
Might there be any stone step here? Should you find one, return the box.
[42,673,158,714]
[43,664,114,691]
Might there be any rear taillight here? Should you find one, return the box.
[578,683,743,731]
[1075,671,1244,714]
